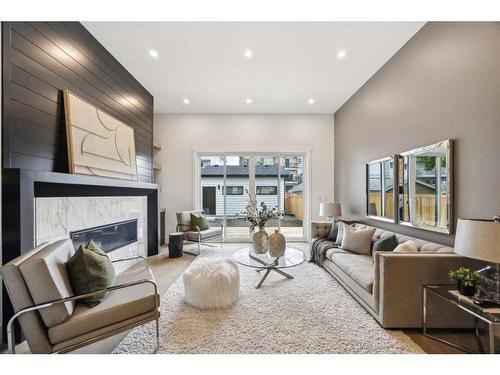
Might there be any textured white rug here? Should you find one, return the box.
[113,244,424,354]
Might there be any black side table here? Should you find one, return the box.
[168,232,184,258]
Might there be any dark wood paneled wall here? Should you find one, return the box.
[1,21,154,182]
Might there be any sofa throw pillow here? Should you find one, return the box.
[66,240,116,307]
[190,213,209,231]
[326,221,339,241]
[393,240,418,253]
[340,225,376,255]
[335,222,348,245]
[372,234,399,262]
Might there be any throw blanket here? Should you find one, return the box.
[309,238,339,265]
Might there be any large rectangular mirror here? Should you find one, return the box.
[398,140,453,233]
[366,156,397,222]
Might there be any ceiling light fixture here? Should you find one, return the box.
[246,98,252,105]
[308,98,315,105]
[337,49,347,59]
[183,98,190,105]
[244,49,253,59]
[149,49,159,58]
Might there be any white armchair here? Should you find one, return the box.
[176,210,223,255]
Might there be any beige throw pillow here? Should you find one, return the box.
[340,225,376,255]
[393,240,418,253]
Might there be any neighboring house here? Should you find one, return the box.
[200,164,289,216]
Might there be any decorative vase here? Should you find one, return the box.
[457,280,476,297]
[252,229,268,254]
[268,230,286,258]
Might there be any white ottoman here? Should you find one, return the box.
[183,257,240,309]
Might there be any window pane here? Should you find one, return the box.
[281,156,304,238]
[415,155,437,226]
[225,155,251,240]
[200,155,224,216]
[225,186,244,195]
[383,159,394,219]
[368,163,381,216]
[256,186,277,195]
[254,157,280,235]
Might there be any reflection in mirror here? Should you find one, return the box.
[399,140,453,233]
[366,156,397,222]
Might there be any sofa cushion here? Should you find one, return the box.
[393,240,418,253]
[326,221,339,241]
[184,227,222,241]
[48,267,158,345]
[66,240,116,307]
[324,246,351,260]
[341,225,376,255]
[372,234,399,262]
[330,253,374,292]
[19,239,76,327]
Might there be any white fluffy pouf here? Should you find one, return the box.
[183,257,240,309]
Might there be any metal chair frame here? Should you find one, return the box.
[7,256,160,354]
[176,219,224,256]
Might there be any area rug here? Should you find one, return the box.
[113,244,424,354]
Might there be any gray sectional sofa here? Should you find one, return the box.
[311,221,483,328]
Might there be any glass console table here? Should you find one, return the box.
[423,285,500,353]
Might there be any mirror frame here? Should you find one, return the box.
[366,155,398,223]
[398,139,454,234]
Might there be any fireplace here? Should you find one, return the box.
[70,219,138,253]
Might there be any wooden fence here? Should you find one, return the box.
[284,195,303,221]
[369,192,447,226]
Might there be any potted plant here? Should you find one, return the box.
[448,267,479,297]
[244,191,281,254]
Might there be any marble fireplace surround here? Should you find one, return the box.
[36,196,148,274]
[2,169,160,340]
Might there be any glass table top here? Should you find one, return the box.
[233,247,305,269]
[425,285,500,323]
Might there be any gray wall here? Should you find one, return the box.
[334,22,500,246]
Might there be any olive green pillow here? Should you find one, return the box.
[190,213,209,231]
[66,240,116,307]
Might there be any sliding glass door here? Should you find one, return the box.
[198,153,307,242]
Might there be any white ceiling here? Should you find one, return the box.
[84,22,425,114]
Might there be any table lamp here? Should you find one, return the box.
[454,217,500,304]
[319,202,341,221]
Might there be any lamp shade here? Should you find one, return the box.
[319,202,341,218]
[454,219,500,263]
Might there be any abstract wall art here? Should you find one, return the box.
[64,90,138,180]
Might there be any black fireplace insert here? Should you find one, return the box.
[69,219,138,253]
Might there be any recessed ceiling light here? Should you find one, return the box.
[183,98,190,105]
[244,49,253,59]
[337,49,347,59]
[308,98,315,105]
[245,98,252,105]
[149,49,159,58]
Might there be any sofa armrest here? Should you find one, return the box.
[311,221,332,240]
[377,253,484,328]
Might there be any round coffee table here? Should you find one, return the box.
[233,247,305,289]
